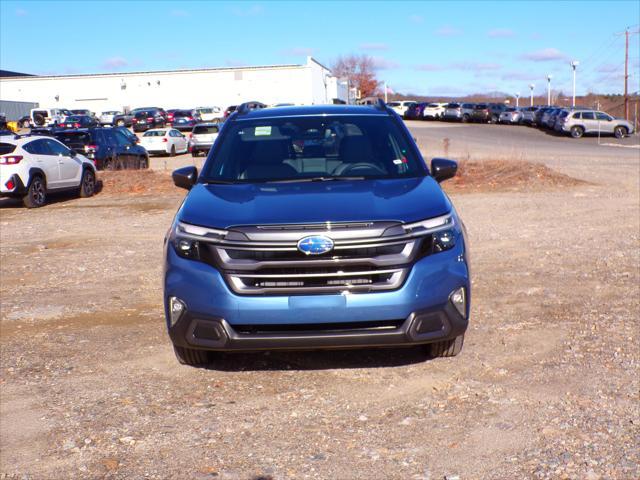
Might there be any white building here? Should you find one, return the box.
[0,57,348,114]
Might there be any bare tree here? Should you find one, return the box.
[332,54,380,99]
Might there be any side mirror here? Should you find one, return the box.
[173,166,198,190]
[431,158,457,183]
[69,150,77,157]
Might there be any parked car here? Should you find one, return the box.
[460,103,476,123]
[30,108,72,127]
[541,107,562,129]
[171,109,201,131]
[114,126,138,144]
[0,134,96,207]
[386,100,417,117]
[57,115,99,129]
[520,107,539,125]
[52,127,149,170]
[70,109,96,118]
[487,103,508,123]
[132,109,166,132]
[189,123,220,157]
[499,107,523,124]
[131,107,167,122]
[224,105,238,118]
[534,106,555,126]
[99,111,134,127]
[552,107,589,132]
[224,102,265,119]
[195,107,224,123]
[422,102,447,120]
[403,102,427,120]
[442,103,463,121]
[470,104,491,123]
[139,128,188,156]
[165,102,470,366]
[559,110,635,139]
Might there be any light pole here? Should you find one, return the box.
[529,84,535,106]
[515,93,520,108]
[570,60,579,107]
[547,74,553,106]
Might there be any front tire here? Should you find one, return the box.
[23,175,47,208]
[116,119,125,127]
[429,335,464,358]
[79,168,96,197]
[21,119,31,129]
[570,126,584,139]
[173,345,210,366]
[614,126,627,139]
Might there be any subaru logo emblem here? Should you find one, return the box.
[297,235,334,255]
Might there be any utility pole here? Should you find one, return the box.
[624,28,629,120]
[529,84,535,107]
[571,61,579,107]
[547,75,552,105]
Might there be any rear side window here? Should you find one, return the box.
[0,143,16,155]
[23,139,49,155]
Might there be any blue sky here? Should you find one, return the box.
[1,1,638,97]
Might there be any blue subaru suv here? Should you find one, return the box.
[164,101,470,366]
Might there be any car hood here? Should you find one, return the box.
[177,176,452,229]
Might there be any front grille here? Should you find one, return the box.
[181,218,450,295]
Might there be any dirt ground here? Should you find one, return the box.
[0,144,638,479]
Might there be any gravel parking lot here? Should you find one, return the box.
[1,124,638,479]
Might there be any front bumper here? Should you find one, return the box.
[164,241,470,352]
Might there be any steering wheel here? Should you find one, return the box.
[334,162,387,176]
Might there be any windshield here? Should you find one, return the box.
[201,115,426,183]
[193,125,219,135]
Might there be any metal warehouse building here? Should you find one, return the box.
[0,57,348,114]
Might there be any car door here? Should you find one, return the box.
[23,139,61,188]
[46,139,82,187]
[113,130,136,167]
[579,111,597,133]
[173,130,188,152]
[595,112,614,134]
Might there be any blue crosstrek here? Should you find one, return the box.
[163,101,470,366]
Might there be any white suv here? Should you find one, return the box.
[0,134,96,208]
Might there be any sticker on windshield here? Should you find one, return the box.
[255,126,272,136]
[393,158,408,165]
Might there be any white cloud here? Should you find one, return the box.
[416,64,444,72]
[451,62,502,71]
[359,43,388,51]
[521,48,568,62]
[435,25,462,37]
[371,56,400,70]
[230,4,264,16]
[488,28,515,38]
[102,57,128,70]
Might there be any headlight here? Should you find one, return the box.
[171,222,227,260]
[404,214,457,254]
[402,213,454,234]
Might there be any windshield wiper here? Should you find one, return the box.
[264,176,367,184]
[201,180,235,185]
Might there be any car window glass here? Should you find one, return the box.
[582,112,595,120]
[114,131,132,146]
[0,143,16,155]
[46,139,72,156]
[595,112,611,121]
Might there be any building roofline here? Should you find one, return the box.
[0,62,311,81]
